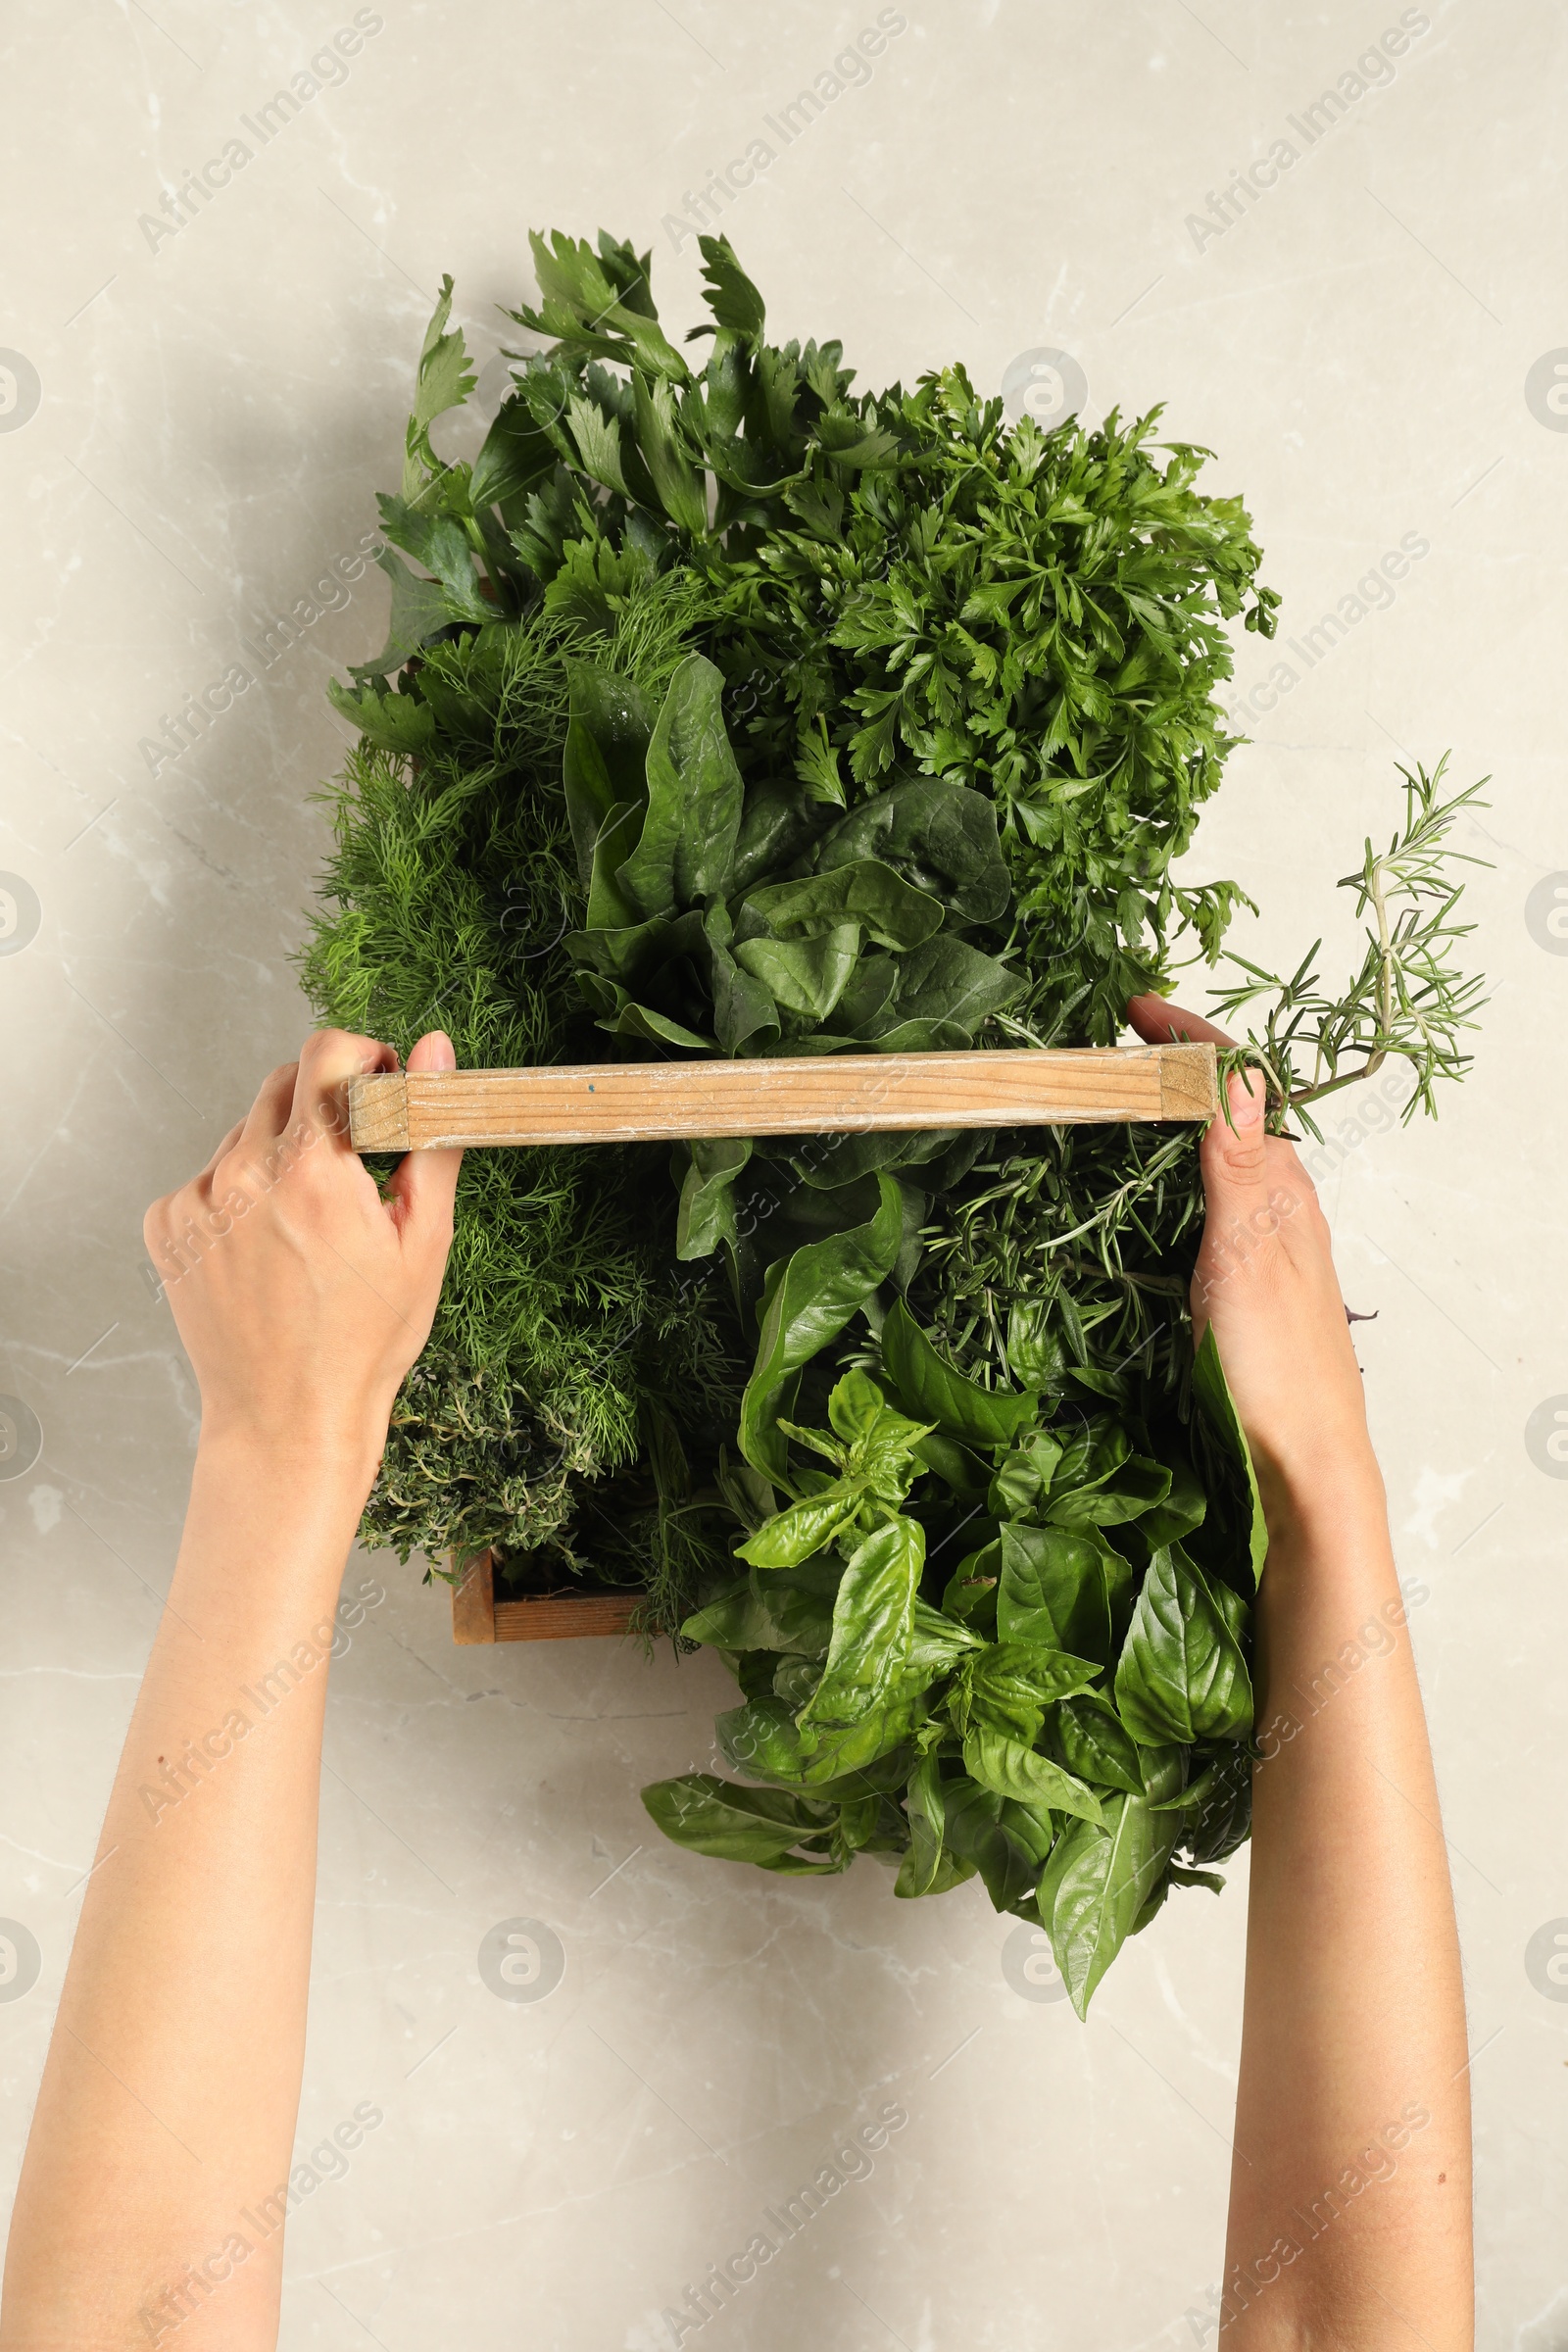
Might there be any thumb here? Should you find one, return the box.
[1200,1064,1272,1238]
[385,1031,464,1242]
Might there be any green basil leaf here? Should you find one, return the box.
[958,1641,1102,1743]
[1193,1324,1268,1585]
[906,1597,986,1672]
[1138,1452,1208,1549]
[1005,1300,1069,1393]
[989,1431,1066,1520]
[1045,1454,1171,1530]
[641,1773,831,1862]
[962,1726,1104,1826]
[1113,1545,1254,1745]
[798,1515,924,1737]
[941,1540,1000,1635]
[895,1753,947,1897]
[881,1298,1038,1449]
[616,653,744,917]
[1052,1690,1146,1797]
[1035,1795,1180,2017]
[940,1778,1046,1914]
[997,1523,1114,1666]
[738,1484,865,1569]
[739,1172,904,1485]
[910,1429,990,1494]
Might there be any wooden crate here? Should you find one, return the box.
[352,1043,1216,1152]
[449,1549,642,1643]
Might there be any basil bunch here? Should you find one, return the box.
[644,1324,1260,2014]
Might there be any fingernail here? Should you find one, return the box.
[426,1030,457,1071]
[1230,1067,1263,1125]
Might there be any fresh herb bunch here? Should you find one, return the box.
[306,227,1484,2010]
[305,588,748,1623]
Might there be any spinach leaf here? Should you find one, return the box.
[737,859,945,952]
[562,660,655,887]
[815,774,1010,924]
[675,1136,752,1260]
[616,654,744,917]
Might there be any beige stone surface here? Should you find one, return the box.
[2,1,1564,2344]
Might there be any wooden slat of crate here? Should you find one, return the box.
[449,1550,641,1643]
[352,1043,1216,1152]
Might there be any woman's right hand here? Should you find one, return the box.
[1126,995,1379,1534]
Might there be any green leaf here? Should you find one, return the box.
[739,1173,904,1485]
[1139,1453,1208,1549]
[734,924,861,1022]
[738,1485,864,1569]
[402,273,476,493]
[881,1298,1038,1449]
[798,1515,924,1737]
[1045,1454,1172,1531]
[469,391,556,510]
[815,776,1010,925]
[1005,1301,1068,1393]
[616,654,744,918]
[1052,1690,1147,1797]
[895,1753,948,1897]
[675,1136,752,1261]
[861,934,1021,1036]
[325,680,436,756]
[698,231,766,339]
[641,1773,830,1863]
[737,858,945,952]
[957,1641,1102,1744]
[1193,1325,1269,1585]
[1113,1545,1254,1745]
[940,1778,1047,1913]
[1036,1795,1180,2017]
[989,1432,1064,1519]
[997,1523,1114,1666]
[632,370,708,535]
[348,548,456,684]
[961,1725,1104,1825]
[562,662,655,890]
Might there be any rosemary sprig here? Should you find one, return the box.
[1207,760,1489,1136]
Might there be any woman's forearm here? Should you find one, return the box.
[1221,1456,1472,2345]
[1,1436,374,2352]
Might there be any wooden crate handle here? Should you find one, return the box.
[351,1044,1217,1152]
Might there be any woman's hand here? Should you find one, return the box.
[143,1027,463,1469]
[1126,994,1376,1533]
